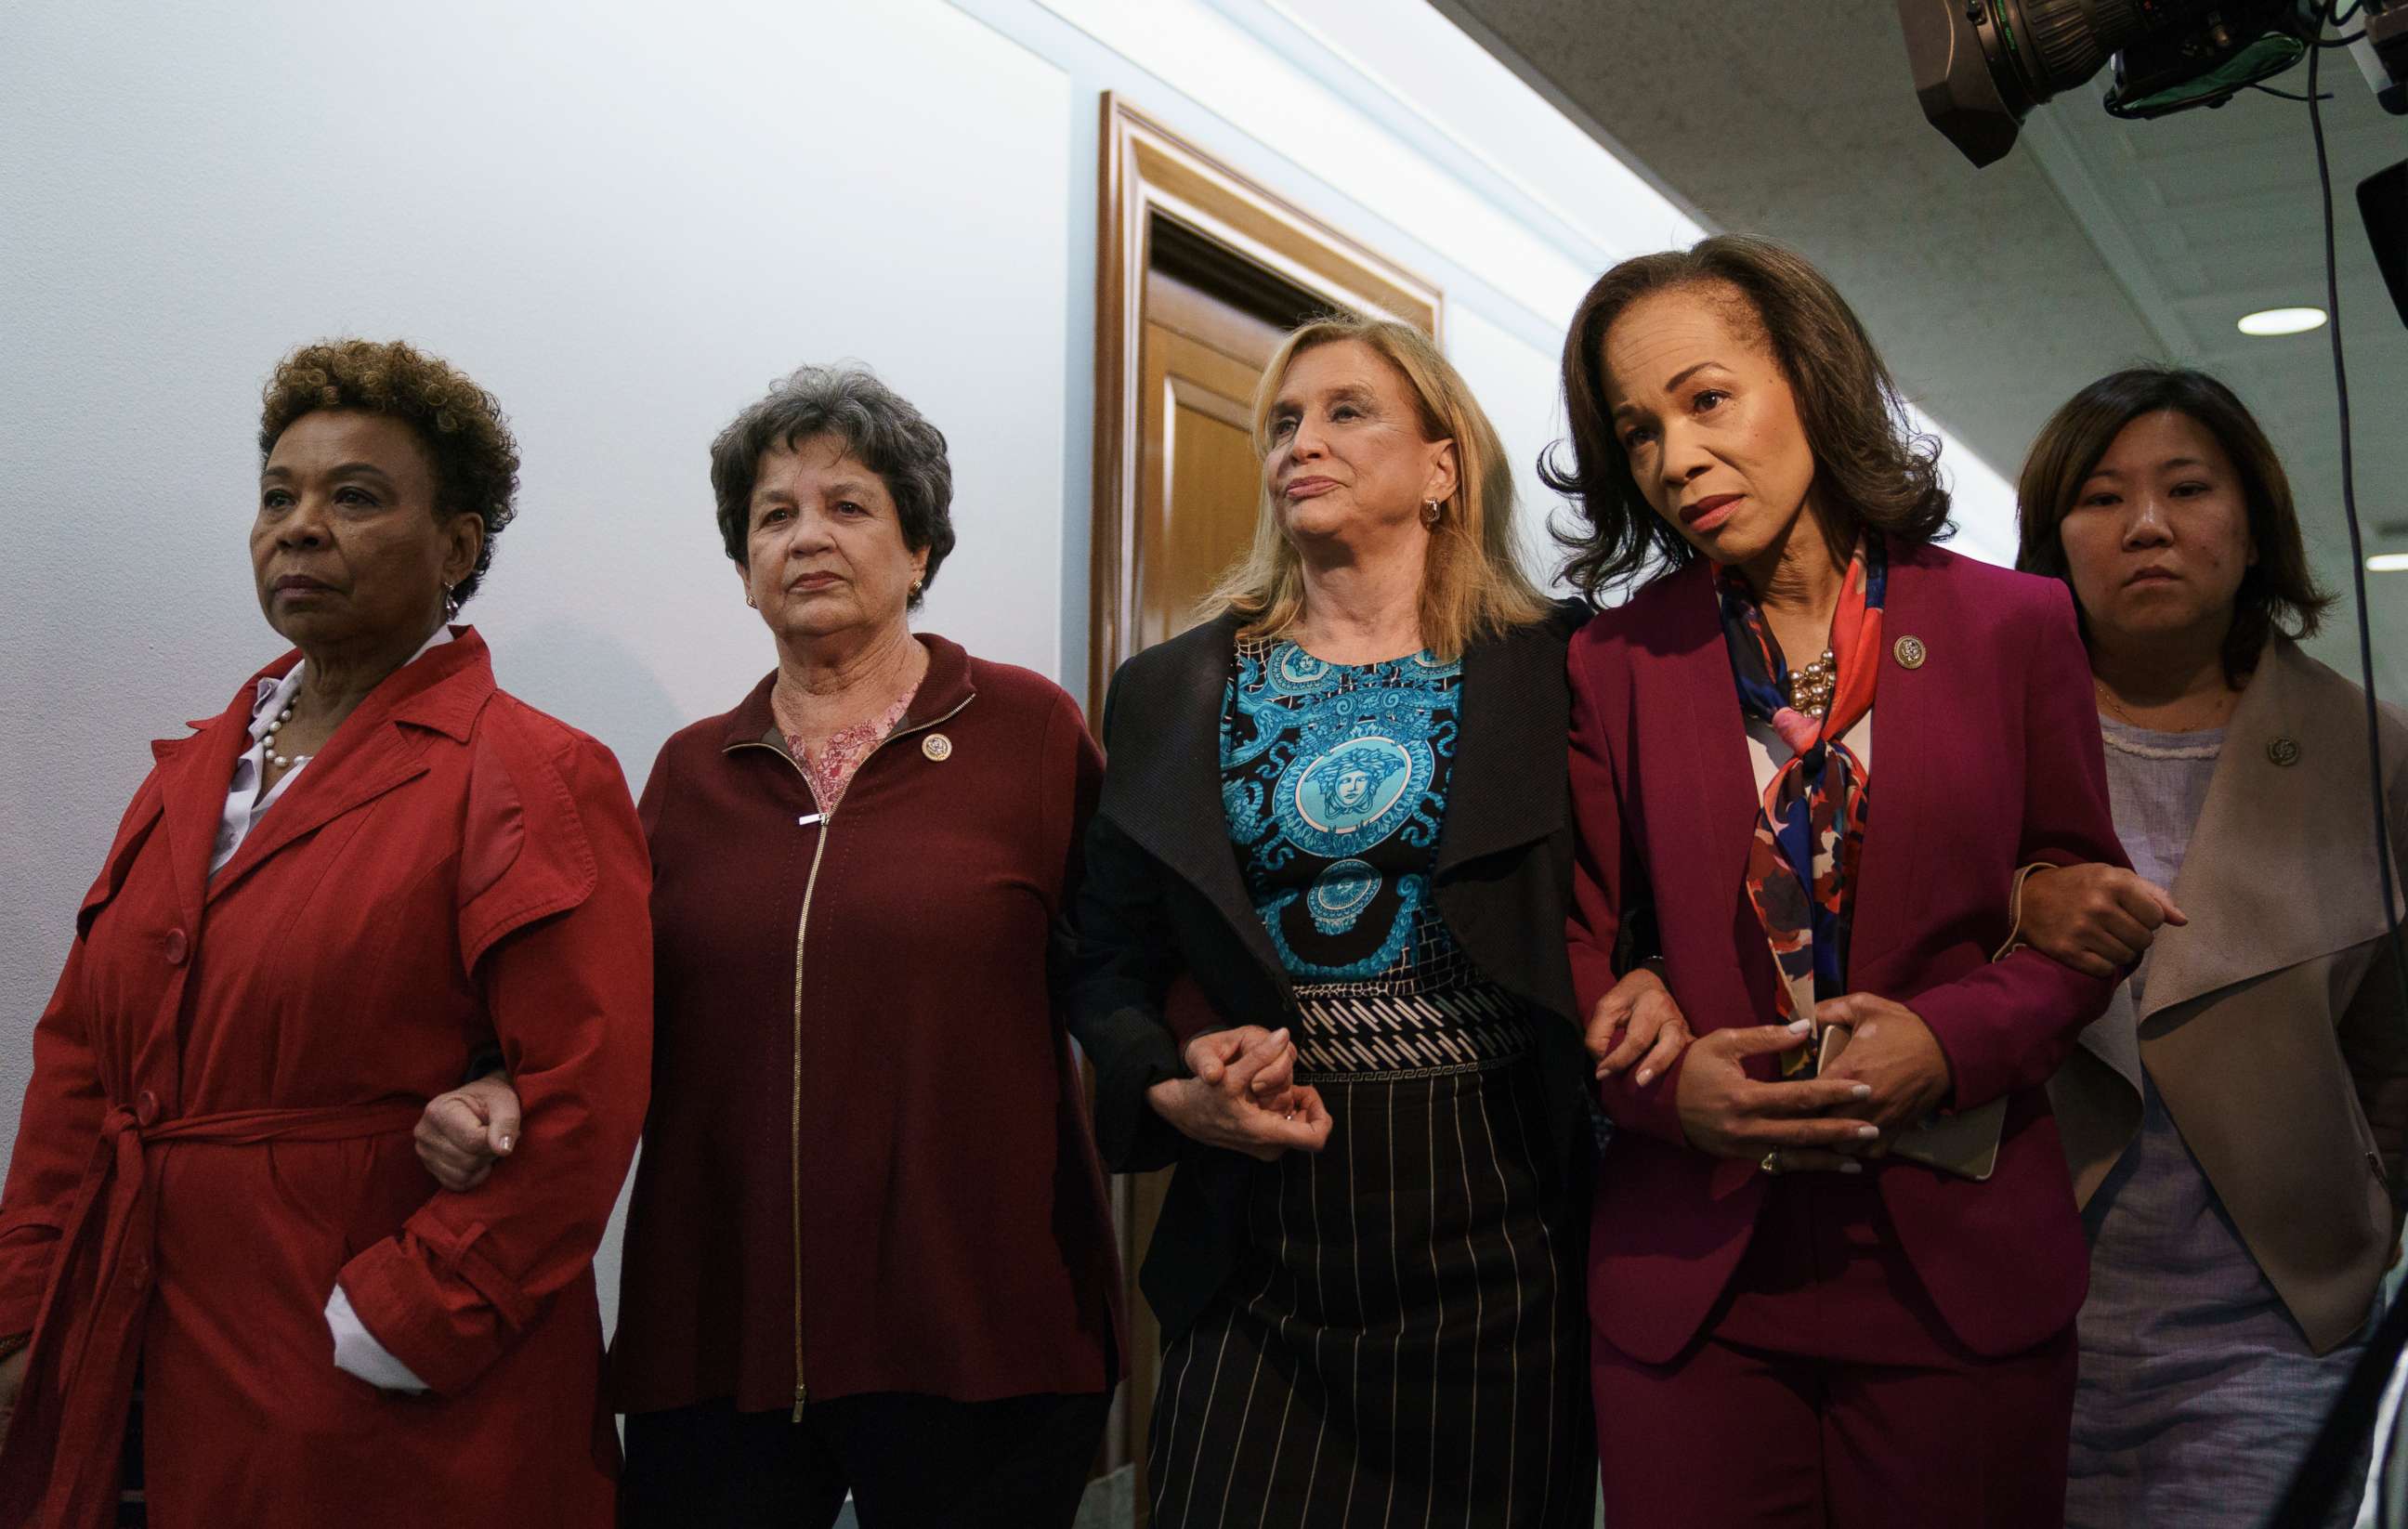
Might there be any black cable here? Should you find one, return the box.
[2251,83,2340,99]
[2314,31,2370,46]
[2270,5,2408,1523]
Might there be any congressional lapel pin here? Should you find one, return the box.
[922,733,953,763]
[1892,635,1927,670]
[2267,737,2301,766]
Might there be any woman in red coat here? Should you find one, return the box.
[1552,238,2126,1527]
[0,339,653,1528]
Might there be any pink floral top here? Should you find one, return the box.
[783,686,918,815]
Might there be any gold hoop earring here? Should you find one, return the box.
[1421,500,1442,528]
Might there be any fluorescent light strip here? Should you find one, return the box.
[2237,307,2327,336]
[2367,553,2408,573]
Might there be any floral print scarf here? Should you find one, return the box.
[1716,534,1887,1077]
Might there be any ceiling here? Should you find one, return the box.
[1432,0,2407,689]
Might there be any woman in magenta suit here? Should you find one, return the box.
[1554,237,2127,1528]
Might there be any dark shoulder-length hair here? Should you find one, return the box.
[1544,235,1952,598]
[2014,364,2332,685]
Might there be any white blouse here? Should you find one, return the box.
[211,625,454,878]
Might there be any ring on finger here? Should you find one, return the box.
[1759,1149,1781,1176]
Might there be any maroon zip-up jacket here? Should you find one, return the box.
[607,634,1122,1415]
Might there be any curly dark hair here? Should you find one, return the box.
[2015,365,2333,686]
[258,339,520,605]
[1544,235,1952,597]
[709,365,956,610]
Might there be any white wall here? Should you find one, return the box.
[0,0,2024,1329]
[0,0,1076,1319]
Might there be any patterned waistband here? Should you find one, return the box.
[1289,981,1534,1080]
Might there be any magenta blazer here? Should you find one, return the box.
[1566,541,2126,1365]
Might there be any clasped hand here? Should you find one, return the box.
[415,1069,519,1191]
[2015,862,2185,977]
[1146,1026,1333,1161]
[1592,968,1954,1173]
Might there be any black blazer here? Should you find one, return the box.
[1067,606,1595,1343]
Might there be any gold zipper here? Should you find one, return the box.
[729,691,972,1423]
[787,824,830,1419]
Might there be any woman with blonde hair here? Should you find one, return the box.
[1069,315,1667,1526]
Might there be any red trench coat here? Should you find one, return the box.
[0,630,652,1529]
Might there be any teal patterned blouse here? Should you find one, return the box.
[1219,637,1462,983]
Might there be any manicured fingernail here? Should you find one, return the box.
[1786,1019,1813,1036]
[1635,1069,1654,1087]
[1840,1160,1863,1174]
[496,1135,513,1153]
[1855,1124,1880,1139]
[1850,1084,1871,1100]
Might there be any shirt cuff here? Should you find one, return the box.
[325,1281,430,1392]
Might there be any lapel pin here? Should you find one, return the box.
[1892,635,1927,670]
[922,733,954,763]
[2267,737,2300,767]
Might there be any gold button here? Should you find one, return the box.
[2268,737,2300,767]
[1892,635,1927,670]
[922,733,953,762]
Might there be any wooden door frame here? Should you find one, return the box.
[1089,93,1443,717]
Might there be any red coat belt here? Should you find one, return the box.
[0,1098,425,1529]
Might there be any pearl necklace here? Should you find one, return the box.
[261,702,312,771]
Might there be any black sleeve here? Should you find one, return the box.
[1613,900,1663,978]
[461,1044,508,1085]
[1063,674,1194,1173]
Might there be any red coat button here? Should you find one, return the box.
[135,1090,161,1128]
[163,929,189,965]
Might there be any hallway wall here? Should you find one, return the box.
[0,0,2022,1329]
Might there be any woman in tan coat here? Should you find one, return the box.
[2009,365,2408,1529]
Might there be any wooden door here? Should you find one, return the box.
[1132,272,1288,652]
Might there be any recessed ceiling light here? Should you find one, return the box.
[2237,307,2327,336]
[2368,553,2408,573]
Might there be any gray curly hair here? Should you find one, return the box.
[708,364,957,608]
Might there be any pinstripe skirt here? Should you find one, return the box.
[1147,1026,1593,1529]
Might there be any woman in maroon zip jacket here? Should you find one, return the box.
[414,365,1122,1529]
